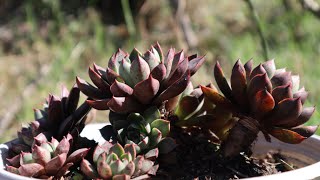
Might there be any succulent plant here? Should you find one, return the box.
[9,84,92,156]
[111,106,176,154]
[174,83,235,143]
[80,142,159,179]
[196,59,317,158]
[6,133,90,179]
[76,43,205,113]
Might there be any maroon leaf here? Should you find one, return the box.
[86,99,110,110]
[214,61,234,102]
[93,63,107,81]
[151,63,166,82]
[66,148,90,164]
[169,50,184,78]
[165,57,188,87]
[271,98,303,126]
[271,83,293,104]
[110,80,133,97]
[153,71,190,105]
[54,136,70,156]
[88,66,111,94]
[247,73,272,97]
[231,59,248,107]
[76,77,106,99]
[33,133,48,145]
[271,71,292,87]
[48,95,64,127]
[269,128,306,144]
[65,84,80,115]
[201,85,234,110]
[188,55,205,76]
[249,64,266,80]
[45,153,67,175]
[56,162,73,177]
[32,145,51,165]
[290,106,315,127]
[244,59,253,80]
[106,67,123,84]
[108,96,144,113]
[81,159,98,179]
[251,90,275,116]
[293,87,308,104]
[18,163,45,177]
[133,75,160,104]
[291,126,318,138]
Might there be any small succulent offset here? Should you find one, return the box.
[175,82,235,143]
[200,59,317,158]
[6,133,89,179]
[76,42,205,113]
[113,106,175,154]
[81,142,159,179]
[9,85,91,157]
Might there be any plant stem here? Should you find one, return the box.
[244,0,269,61]
[121,0,136,37]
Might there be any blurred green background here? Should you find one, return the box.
[1,0,320,142]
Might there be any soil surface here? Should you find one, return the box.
[155,127,294,180]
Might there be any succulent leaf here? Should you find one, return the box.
[110,80,134,97]
[271,71,292,87]
[130,56,150,85]
[249,64,266,80]
[214,61,234,102]
[231,59,248,106]
[81,159,99,179]
[18,163,45,177]
[150,63,167,82]
[188,55,206,76]
[76,77,105,99]
[269,128,306,144]
[86,99,110,110]
[133,75,160,104]
[150,119,170,137]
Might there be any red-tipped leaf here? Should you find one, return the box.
[269,128,306,144]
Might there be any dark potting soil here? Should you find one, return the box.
[155,128,295,180]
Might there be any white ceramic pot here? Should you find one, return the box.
[1,124,320,179]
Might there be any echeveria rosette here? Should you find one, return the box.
[80,142,159,179]
[76,43,205,113]
[201,59,317,158]
[9,85,91,156]
[112,106,176,154]
[6,133,90,179]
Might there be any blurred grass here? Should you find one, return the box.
[1,0,320,142]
